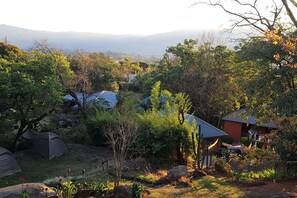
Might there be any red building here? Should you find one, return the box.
[222,109,277,143]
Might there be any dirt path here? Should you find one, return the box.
[239,179,297,197]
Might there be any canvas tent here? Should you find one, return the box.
[0,147,21,178]
[22,130,67,160]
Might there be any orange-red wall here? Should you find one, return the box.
[223,121,242,142]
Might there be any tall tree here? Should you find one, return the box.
[0,45,65,151]
[157,39,240,125]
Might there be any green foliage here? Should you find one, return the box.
[69,52,119,93]
[238,168,275,179]
[86,108,116,146]
[240,137,251,147]
[156,40,240,124]
[137,82,196,164]
[132,182,144,198]
[214,158,232,174]
[58,180,77,198]
[20,191,30,198]
[273,116,297,161]
[91,181,109,197]
[236,37,297,117]
[86,93,140,147]
[0,42,26,62]
[67,125,91,145]
[134,71,156,96]
[0,49,68,149]
[150,81,162,111]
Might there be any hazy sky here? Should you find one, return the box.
[0,0,232,35]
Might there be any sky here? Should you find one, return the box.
[0,0,232,35]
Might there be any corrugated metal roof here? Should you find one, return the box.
[63,91,117,109]
[186,114,228,139]
[222,109,277,128]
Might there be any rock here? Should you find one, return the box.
[114,185,132,198]
[192,169,207,178]
[168,165,190,181]
[0,183,57,198]
[177,176,192,187]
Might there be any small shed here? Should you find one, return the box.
[186,114,228,139]
[22,131,68,160]
[222,109,277,142]
[186,114,228,168]
[0,147,21,178]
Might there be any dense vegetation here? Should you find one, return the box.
[0,1,297,196]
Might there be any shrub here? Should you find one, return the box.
[272,116,297,161]
[85,109,116,146]
[241,137,251,147]
[67,126,91,145]
[132,182,144,198]
[91,181,109,197]
[214,157,232,174]
[136,82,196,165]
[58,180,77,198]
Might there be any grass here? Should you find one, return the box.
[147,175,245,198]
[124,169,168,184]
[1,144,296,197]
[0,144,111,188]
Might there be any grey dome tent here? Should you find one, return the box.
[22,130,68,160]
[0,147,21,178]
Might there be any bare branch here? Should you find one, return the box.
[193,0,283,32]
[103,119,138,181]
[289,0,297,7]
[282,0,297,28]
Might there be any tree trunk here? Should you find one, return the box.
[176,143,185,165]
[12,121,27,153]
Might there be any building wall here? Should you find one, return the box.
[223,121,242,142]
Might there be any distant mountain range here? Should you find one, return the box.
[0,24,241,56]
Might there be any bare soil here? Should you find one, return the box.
[239,179,297,198]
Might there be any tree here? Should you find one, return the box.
[68,51,120,118]
[0,46,64,151]
[272,116,297,161]
[138,82,196,165]
[196,0,297,32]
[104,118,138,185]
[156,39,240,125]
[101,94,139,185]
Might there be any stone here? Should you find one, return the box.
[114,185,132,198]
[0,183,57,198]
[192,169,207,178]
[168,165,190,181]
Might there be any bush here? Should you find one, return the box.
[0,132,15,149]
[91,181,109,197]
[272,116,297,161]
[67,125,91,145]
[136,82,196,165]
[214,157,232,174]
[58,180,77,198]
[132,182,144,198]
[85,109,116,146]
[241,137,251,147]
